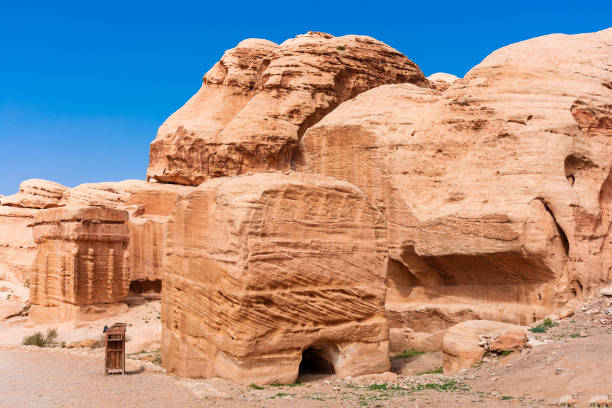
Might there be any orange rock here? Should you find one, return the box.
[79,338,99,348]
[162,173,389,384]
[488,329,528,352]
[146,31,429,185]
[442,320,527,374]
[304,27,612,328]
[29,207,130,322]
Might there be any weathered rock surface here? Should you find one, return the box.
[29,207,131,321]
[1,179,68,209]
[146,31,429,185]
[0,206,38,284]
[442,320,527,373]
[162,172,389,384]
[0,179,193,289]
[488,329,527,352]
[389,327,445,353]
[427,72,459,92]
[63,180,193,285]
[303,28,612,334]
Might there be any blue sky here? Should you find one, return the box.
[1,1,610,195]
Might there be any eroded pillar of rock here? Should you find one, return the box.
[161,173,389,384]
[29,207,130,321]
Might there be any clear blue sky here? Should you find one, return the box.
[1,1,610,195]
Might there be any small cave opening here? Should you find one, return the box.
[129,279,162,294]
[298,345,337,379]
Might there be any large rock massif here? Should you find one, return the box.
[162,173,389,383]
[1,29,611,382]
[303,28,612,342]
[146,31,429,185]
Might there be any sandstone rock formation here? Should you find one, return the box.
[29,207,130,321]
[442,320,527,373]
[0,206,38,284]
[146,31,430,185]
[161,172,389,384]
[1,28,611,385]
[62,180,192,287]
[427,72,459,92]
[0,179,192,291]
[1,179,68,209]
[303,28,612,348]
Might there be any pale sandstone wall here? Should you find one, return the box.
[29,207,130,321]
[303,28,612,336]
[0,179,192,288]
[161,173,389,384]
[146,31,430,185]
[0,206,38,284]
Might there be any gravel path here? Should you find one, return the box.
[0,349,201,408]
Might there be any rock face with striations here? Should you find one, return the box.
[303,28,612,346]
[161,172,389,384]
[0,179,193,292]
[146,31,429,185]
[29,207,131,321]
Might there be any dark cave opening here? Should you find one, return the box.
[299,346,336,376]
[129,279,162,294]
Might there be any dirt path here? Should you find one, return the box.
[1,295,610,407]
[0,348,201,408]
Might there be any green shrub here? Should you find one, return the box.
[336,45,346,51]
[271,382,302,387]
[529,324,546,333]
[249,383,265,390]
[417,367,443,375]
[22,332,45,347]
[22,328,58,347]
[529,318,558,333]
[543,318,558,328]
[392,349,425,359]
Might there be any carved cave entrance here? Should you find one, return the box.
[298,344,338,379]
[128,279,162,294]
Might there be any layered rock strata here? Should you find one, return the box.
[0,179,192,288]
[146,31,429,185]
[29,207,130,321]
[0,206,38,283]
[303,28,612,344]
[161,173,389,384]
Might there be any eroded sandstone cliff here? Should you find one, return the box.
[146,31,429,185]
[303,28,612,339]
[161,172,389,384]
[29,207,131,321]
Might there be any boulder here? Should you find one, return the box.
[488,329,527,352]
[303,28,612,331]
[442,320,527,373]
[146,31,429,185]
[161,172,389,384]
[389,327,445,353]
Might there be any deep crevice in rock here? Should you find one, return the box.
[538,199,570,256]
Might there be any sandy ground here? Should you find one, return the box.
[0,294,162,353]
[0,289,610,407]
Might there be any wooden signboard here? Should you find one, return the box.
[104,323,126,375]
